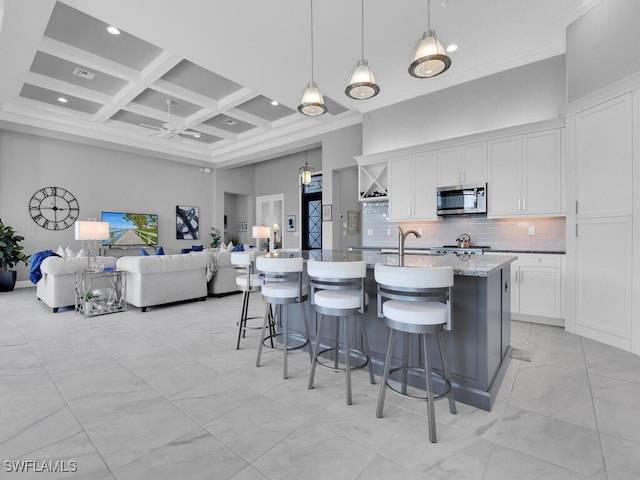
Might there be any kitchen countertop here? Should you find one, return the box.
[273,250,517,277]
[351,246,565,255]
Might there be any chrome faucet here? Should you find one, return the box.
[398,226,422,264]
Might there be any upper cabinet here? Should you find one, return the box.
[575,94,632,218]
[488,128,563,218]
[438,141,487,187]
[358,161,388,201]
[388,152,438,221]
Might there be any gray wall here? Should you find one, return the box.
[0,129,214,282]
[362,55,566,155]
[567,0,640,102]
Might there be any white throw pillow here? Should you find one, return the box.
[65,246,76,258]
[56,245,66,258]
[226,242,234,252]
[76,248,88,257]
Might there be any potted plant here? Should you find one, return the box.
[210,227,221,249]
[0,218,30,292]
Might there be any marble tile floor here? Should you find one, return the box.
[2,287,640,479]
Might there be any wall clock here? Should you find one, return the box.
[29,186,79,230]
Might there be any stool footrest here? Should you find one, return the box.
[315,346,370,371]
[386,366,452,401]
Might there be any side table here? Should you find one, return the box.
[75,269,126,317]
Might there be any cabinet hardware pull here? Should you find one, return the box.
[518,199,521,211]
[523,197,526,211]
[576,201,579,214]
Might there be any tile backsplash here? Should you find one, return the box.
[361,201,565,252]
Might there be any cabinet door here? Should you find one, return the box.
[438,146,462,186]
[413,151,438,220]
[488,136,522,217]
[388,156,414,221]
[518,266,561,318]
[575,94,633,218]
[523,129,562,215]
[576,217,632,348]
[461,141,488,185]
[510,267,520,314]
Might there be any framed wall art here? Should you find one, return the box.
[176,205,199,240]
[286,215,296,232]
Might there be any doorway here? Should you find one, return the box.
[301,174,322,250]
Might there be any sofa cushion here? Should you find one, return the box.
[116,252,210,275]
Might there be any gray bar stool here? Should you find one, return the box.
[307,260,376,405]
[255,255,311,379]
[374,263,457,443]
[231,251,264,350]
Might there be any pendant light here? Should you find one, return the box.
[298,0,327,116]
[409,0,451,78]
[345,0,380,100]
[299,151,314,186]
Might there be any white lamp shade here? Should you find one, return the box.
[273,224,280,233]
[297,82,327,116]
[409,29,451,78]
[252,225,271,239]
[345,59,380,99]
[75,221,109,240]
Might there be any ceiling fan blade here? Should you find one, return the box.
[181,130,201,138]
[139,123,164,131]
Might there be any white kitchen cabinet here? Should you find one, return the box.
[437,141,487,187]
[488,129,563,218]
[358,161,388,201]
[575,93,632,218]
[510,254,563,325]
[388,151,438,221]
[575,217,632,350]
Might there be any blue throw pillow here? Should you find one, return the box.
[140,248,150,256]
[155,246,165,255]
[191,245,203,251]
[181,248,191,254]
[231,243,244,252]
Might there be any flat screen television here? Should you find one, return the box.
[101,211,158,247]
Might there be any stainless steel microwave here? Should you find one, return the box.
[436,183,487,216]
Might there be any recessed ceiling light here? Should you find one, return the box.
[222,118,237,126]
[57,97,68,103]
[106,25,120,35]
[270,100,279,106]
[193,132,201,138]
[446,44,458,53]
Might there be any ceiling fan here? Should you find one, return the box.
[140,99,201,139]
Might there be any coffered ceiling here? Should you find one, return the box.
[0,0,599,168]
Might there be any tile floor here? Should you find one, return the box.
[2,287,640,479]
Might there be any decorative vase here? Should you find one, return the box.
[0,270,17,292]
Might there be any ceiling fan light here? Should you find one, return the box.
[297,81,327,116]
[345,59,380,100]
[409,29,451,78]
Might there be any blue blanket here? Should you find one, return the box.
[29,250,60,284]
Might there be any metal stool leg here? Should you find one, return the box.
[333,317,340,369]
[301,301,313,362]
[256,302,271,367]
[423,333,437,443]
[282,304,288,379]
[236,291,249,350]
[376,328,395,418]
[359,314,376,385]
[401,332,410,395]
[344,316,352,405]
[438,330,457,414]
[308,312,324,389]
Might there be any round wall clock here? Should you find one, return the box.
[29,186,79,230]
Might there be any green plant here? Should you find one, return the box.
[210,227,221,248]
[0,218,30,272]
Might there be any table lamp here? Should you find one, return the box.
[252,225,271,253]
[75,220,109,271]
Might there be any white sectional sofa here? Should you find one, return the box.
[116,252,210,311]
[37,256,117,312]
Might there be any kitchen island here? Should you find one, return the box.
[269,250,516,411]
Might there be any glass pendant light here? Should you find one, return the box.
[409,0,452,78]
[298,0,327,116]
[345,0,380,100]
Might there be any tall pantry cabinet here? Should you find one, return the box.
[566,91,639,354]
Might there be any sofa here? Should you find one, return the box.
[37,256,117,312]
[206,249,240,295]
[116,252,211,311]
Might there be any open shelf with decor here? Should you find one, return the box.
[358,161,388,201]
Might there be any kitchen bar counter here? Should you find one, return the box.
[269,250,513,411]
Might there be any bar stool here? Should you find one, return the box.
[374,263,457,443]
[231,251,264,350]
[307,260,375,405]
[255,255,311,379]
